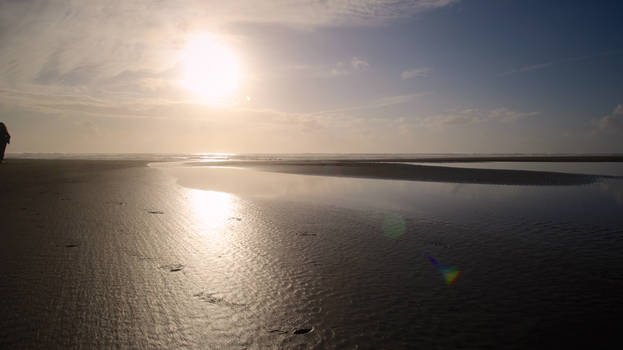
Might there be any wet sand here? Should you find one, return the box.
[1,159,622,349]
[1,159,346,348]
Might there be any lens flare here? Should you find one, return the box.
[428,256,461,286]
[382,213,406,239]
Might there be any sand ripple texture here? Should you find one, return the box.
[1,160,622,349]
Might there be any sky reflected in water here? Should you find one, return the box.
[159,164,623,228]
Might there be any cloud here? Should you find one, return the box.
[219,0,461,27]
[351,57,370,71]
[304,92,427,117]
[255,104,536,143]
[417,107,538,127]
[594,104,623,134]
[312,57,370,77]
[0,1,458,111]
[500,50,623,76]
[0,1,469,153]
[499,62,554,76]
[400,67,431,80]
[329,66,350,77]
[2,92,545,154]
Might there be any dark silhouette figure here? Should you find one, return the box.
[0,122,10,163]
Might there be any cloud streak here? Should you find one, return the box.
[290,57,371,77]
[499,50,623,76]
[330,57,370,76]
[219,0,461,27]
[416,107,538,127]
[401,67,431,80]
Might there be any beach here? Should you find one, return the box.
[1,158,623,349]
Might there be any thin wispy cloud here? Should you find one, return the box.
[302,93,427,117]
[499,62,554,76]
[316,57,370,77]
[222,0,461,27]
[417,107,538,127]
[500,50,623,76]
[401,67,431,80]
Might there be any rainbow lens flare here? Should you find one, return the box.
[428,256,461,286]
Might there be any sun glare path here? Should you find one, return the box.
[181,34,241,104]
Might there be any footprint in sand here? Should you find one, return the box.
[147,210,164,214]
[293,328,313,335]
[159,263,184,272]
[194,292,245,308]
[121,248,154,261]
[268,327,314,335]
[65,244,79,248]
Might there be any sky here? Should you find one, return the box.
[0,0,622,154]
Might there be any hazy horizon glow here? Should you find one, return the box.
[0,0,622,154]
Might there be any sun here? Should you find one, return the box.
[180,34,241,103]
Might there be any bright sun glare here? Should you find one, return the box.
[181,34,241,103]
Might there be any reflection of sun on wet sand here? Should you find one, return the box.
[0,159,341,348]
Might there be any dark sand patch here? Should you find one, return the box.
[188,161,616,186]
